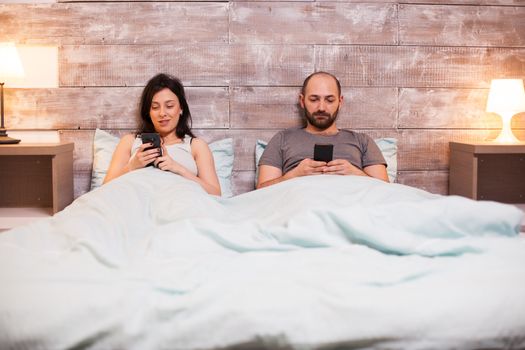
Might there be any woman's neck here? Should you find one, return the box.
[160,133,182,145]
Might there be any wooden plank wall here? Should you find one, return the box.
[2,0,525,198]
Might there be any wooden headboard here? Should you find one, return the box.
[3,1,525,199]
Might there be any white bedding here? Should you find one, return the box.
[0,169,524,350]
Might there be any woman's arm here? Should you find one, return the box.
[189,138,221,195]
[154,138,221,195]
[103,134,160,184]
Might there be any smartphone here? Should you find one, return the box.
[313,143,333,162]
[141,133,162,167]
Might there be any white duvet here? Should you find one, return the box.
[0,169,524,350]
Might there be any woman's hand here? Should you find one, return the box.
[154,144,187,175]
[128,143,161,170]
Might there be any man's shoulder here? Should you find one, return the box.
[270,127,304,141]
[339,129,372,142]
[280,127,304,136]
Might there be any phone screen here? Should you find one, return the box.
[313,144,333,162]
[141,133,162,166]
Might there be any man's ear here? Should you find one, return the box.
[299,94,305,109]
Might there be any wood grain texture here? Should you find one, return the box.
[59,45,232,87]
[74,170,91,199]
[316,46,525,88]
[399,88,525,129]
[229,45,315,86]
[231,2,397,45]
[0,156,52,207]
[6,87,229,129]
[60,45,314,87]
[398,129,525,171]
[237,0,525,3]
[0,3,228,45]
[195,129,278,171]
[62,0,227,2]
[231,171,256,195]
[394,1,525,6]
[400,5,525,47]
[397,171,449,195]
[5,0,525,203]
[230,87,397,129]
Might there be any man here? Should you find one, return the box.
[257,71,388,189]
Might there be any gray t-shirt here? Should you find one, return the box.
[259,128,386,174]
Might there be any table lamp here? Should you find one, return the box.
[0,43,25,144]
[485,78,525,143]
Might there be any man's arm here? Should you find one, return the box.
[256,159,328,189]
[256,165,285,189]
[363,164,389,182]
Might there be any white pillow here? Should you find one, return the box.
[255,137,398,184]
[91,129,234,197]
[208,137,234,198]
[373,137,397,183]
[90,129,120,191]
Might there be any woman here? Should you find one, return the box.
[104,73,221,195]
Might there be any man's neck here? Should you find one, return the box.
[304,124,339,136]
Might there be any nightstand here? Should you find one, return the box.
[0,142,74,231]
[449,142,525,233]
[449,142,525,203]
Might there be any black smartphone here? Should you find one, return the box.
[141,133,162,167]
[313,143,333,162]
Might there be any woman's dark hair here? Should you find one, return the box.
[137,73,195,139]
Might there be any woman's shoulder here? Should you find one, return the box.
[118,133,139,150]
[189,137,209,148]
[120,133,137,143]
[189,137,213,155]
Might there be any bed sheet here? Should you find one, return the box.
[0,169,524,350]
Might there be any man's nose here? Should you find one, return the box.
[318,100,326,112]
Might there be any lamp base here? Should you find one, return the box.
[493,132,520,144]
[0,129,21,144]
[493,113,520,144]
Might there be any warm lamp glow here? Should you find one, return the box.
[486,79,525,143]
[0,43,25,78]
[0,42,25,144]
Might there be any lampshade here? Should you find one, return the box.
[0,42,25,144]
[485,79,525,143]
[0,43,25,79]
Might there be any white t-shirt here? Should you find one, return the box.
[131,136,198,176]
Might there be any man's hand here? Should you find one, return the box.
[257,159,327,189]
[288,158,327,177]
[323,159,366,176]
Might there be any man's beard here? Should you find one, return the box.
[304,108,339,130]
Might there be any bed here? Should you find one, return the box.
[0,168,524,349]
